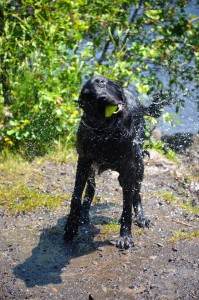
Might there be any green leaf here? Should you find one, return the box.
[136,83,150,94]
[7,129,16,136]
[145,10,162,20]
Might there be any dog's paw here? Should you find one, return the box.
[116,235,134,249]
[64,216,79,243]
[134,215,153,229]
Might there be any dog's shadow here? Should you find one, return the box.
[13,205,117,287]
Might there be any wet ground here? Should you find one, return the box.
[0,139,199,299]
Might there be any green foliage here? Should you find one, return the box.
[0,1,198,156]
[144,137,177,161]
[144,116,177,161]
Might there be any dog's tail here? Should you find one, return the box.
[143,90,170,118]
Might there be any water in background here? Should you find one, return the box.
[157,1,199,135]
[158,94,198,134]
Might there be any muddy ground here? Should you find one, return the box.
[0,138,199,300]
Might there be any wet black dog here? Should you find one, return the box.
[64,76,166,249]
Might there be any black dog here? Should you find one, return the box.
[64,76,166,249]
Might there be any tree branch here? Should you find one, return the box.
[0,5,4,36]
[97,24,116,65]
[0,5,13,112]
[121,0,144,48]
[98,1,144,64]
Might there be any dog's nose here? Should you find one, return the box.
[92,76,106,88]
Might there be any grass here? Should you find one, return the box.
[34,142,77,165]
[102,222,120,234]
[102,222,145,235]
[132,227,145,235]
[169,229,199,243]
[0,184,69,214]
[151,191,199,215]
[0,153,70,215]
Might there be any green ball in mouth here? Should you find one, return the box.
[105,105,119,117]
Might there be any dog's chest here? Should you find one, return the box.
[77,124,135,164]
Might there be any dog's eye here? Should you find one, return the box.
[94,78,106,88]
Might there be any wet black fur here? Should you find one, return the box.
[64,76,165,249]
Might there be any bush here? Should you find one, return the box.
[0,1,198,157]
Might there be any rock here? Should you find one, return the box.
[162,132,194,153]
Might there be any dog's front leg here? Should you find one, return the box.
[80,169,96,224]
[64,156,92,242]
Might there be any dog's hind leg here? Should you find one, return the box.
[80,168,96,224]
[133,187,151,228]
[132,158,152,228]
[64,156,92,242]
[117,170,135,249]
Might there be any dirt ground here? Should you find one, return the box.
[0,138,199,300]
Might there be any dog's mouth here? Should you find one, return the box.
[105,104,122,118]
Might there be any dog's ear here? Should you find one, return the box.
[78,87,88,110]
[78,87,93,112]
[78,95,84,109]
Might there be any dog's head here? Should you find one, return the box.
[78,76,126,118]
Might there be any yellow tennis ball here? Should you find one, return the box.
[105,105,118,117]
